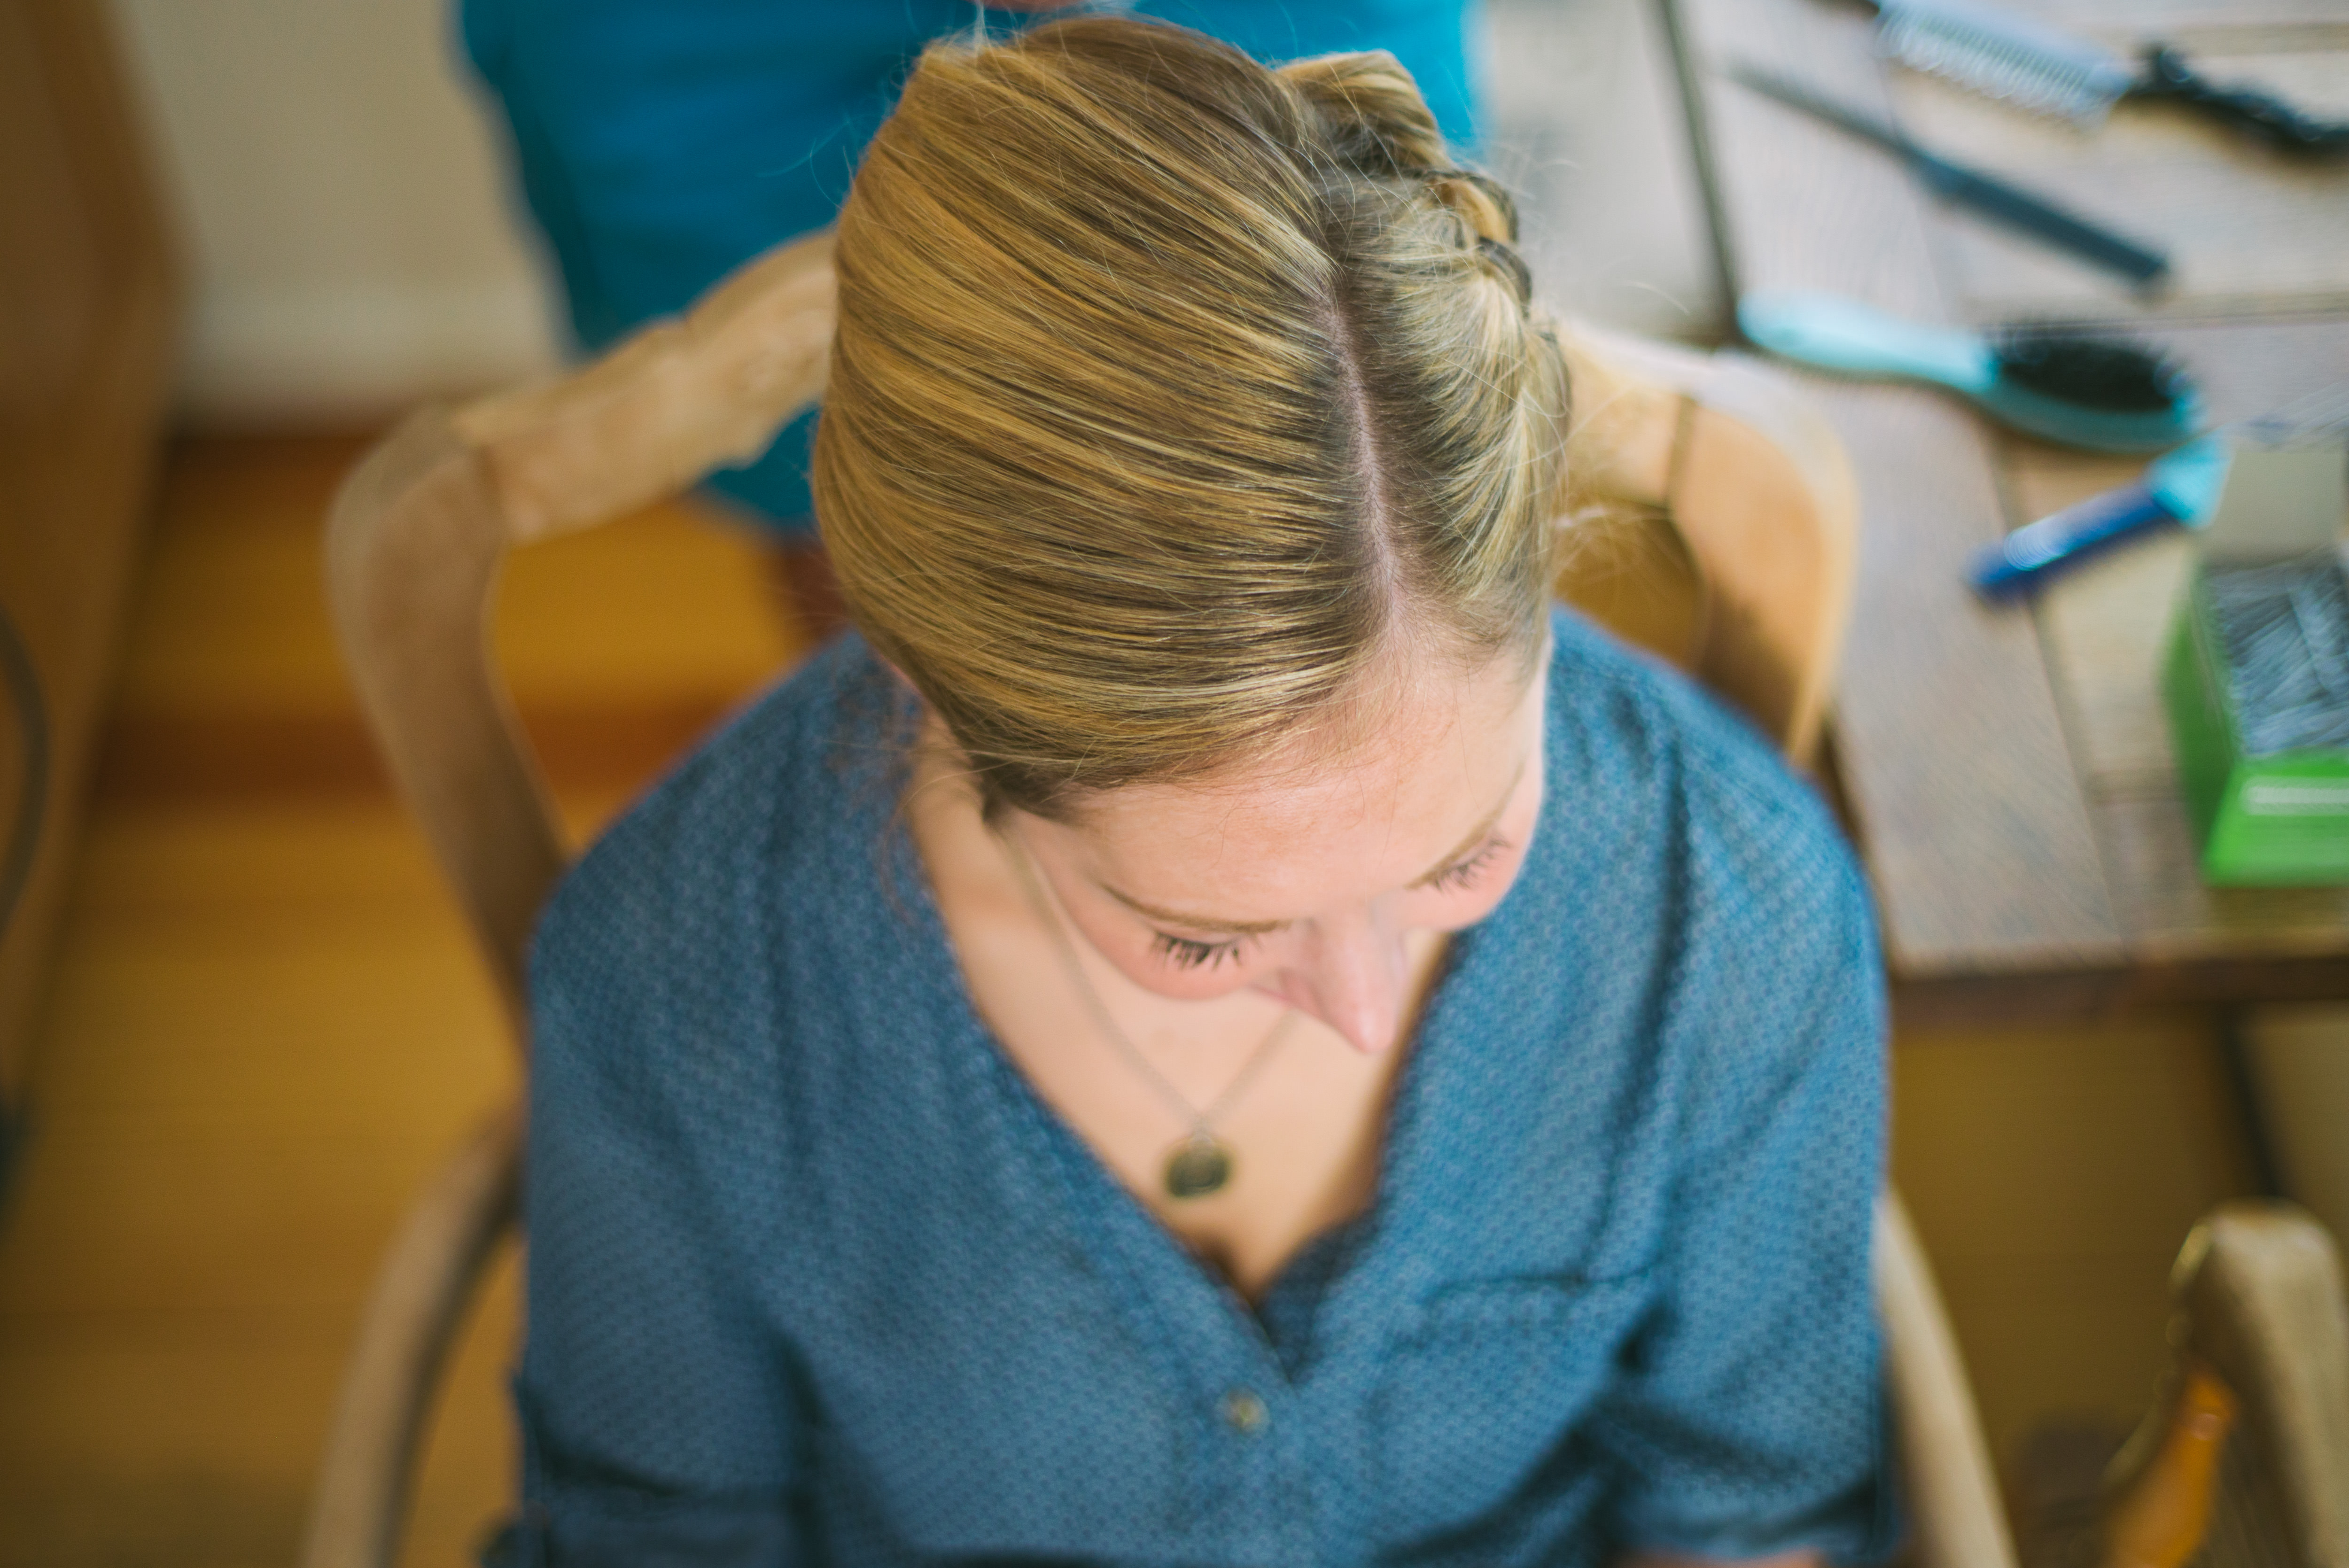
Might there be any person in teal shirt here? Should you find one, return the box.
[459,0,1486,539]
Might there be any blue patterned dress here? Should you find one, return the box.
[507,610,1897,1566]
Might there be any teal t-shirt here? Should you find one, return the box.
[460,0,1488,535]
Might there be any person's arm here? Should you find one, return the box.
[1591,816,1897,1566]
[504,833,812,1566]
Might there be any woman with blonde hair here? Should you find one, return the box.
[509,16,1890,1567]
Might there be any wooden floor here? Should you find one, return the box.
[0,435,810,1568]
[0,434,2254,1565]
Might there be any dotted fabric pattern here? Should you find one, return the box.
[504,609,1898,1568]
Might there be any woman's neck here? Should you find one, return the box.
[900,727,1435,1302]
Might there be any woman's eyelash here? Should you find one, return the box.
[1428,837,1510,894]
[1152,932,1245,970]
[1148,841,1510,965]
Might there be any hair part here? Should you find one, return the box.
[813,16,1571,819]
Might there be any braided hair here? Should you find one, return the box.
[814,15,1572,818]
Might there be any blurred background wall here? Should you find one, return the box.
[101,0,1723,430]
[106,0,559,427]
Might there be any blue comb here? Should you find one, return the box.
[1969,436,2231,598]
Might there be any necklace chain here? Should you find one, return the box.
[1000,831,1296,1141]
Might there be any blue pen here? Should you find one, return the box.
[1969,435,2233,599]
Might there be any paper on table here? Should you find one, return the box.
[2199,444,2348,564]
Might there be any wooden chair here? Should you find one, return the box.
[307,228,2003,1567]
[2093,1201,2349,1568]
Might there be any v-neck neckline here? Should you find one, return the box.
[885,808,1480,1380]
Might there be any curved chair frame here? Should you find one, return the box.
[2103,1201,2349,1568]
[305,229,2010,1568]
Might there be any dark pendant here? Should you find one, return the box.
[1164,1136,1232,1200]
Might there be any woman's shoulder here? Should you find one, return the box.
[526,635,903,1056]
[1543,606,1865,914]
[1536,608,1879,1035]
[1530,609,1884,1162]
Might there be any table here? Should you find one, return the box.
[1666,0,2349,1025]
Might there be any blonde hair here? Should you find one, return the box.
[812,16,1571,818]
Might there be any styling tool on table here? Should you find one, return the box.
[1871,0,2349,155]
[1739,292,2201,452]
[1726,63,2170,285]
[1969,436,2229,598]
[1971,380,2349,600]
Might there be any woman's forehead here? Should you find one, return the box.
[1047,654,1545,895]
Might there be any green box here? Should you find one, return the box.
[2163,565,2349,885]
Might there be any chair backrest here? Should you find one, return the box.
[314,228,1993,1568]
[1555,325,1858,769]
[325,232,837,1030]
[328,245,1857,1027]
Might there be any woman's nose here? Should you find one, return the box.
[1276,909,1409,1056]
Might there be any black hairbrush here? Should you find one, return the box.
[1738,291,2202,452]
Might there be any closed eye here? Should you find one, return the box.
[1425,837,1509,895]
[1152,931,1247,970]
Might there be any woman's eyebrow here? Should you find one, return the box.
[1099,887,1288,937]
[1406,751,1531,889]
[1101,749,1535,931]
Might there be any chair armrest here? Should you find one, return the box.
[1878,1190,2020,1568]
[2103,1202,2349,1568]
[301,1104,523,1568]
